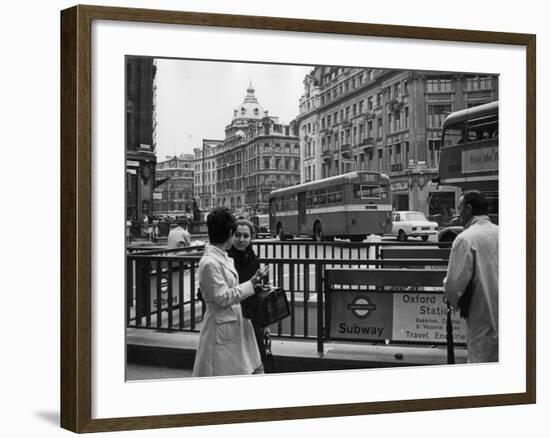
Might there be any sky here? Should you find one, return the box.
[154,58,314,161]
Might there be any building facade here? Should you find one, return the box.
[194,140,222,215]
[153,154,195,217]
[126,57,157,223]
[295,67,499,218]
[215,84,301,216]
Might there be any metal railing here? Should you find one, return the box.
[126,241,452,350]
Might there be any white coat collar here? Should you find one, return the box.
[204,244,238,278]
[464,215,490,230]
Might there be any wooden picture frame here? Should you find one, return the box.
[60,4,536,433]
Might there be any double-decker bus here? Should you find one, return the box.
[269,171,392,241]
[437,101,499,241]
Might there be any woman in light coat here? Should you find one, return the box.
[192,208,267,377]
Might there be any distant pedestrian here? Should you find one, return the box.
[157,217,169,238]
[228,218,270,372]
[166,218,191,249]
[192,208,268,377]
[444,190,498,363]
[152,219,159,243]
[126,219,132,245]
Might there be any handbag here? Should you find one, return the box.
[242,285,290,326]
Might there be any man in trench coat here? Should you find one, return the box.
[444,190,498,363]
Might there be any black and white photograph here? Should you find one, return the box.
[2,0,546,435]
[125,56,500,380]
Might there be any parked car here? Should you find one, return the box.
[391,211,438,241]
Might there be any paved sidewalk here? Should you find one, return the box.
[126,328,467,378]
[126,363,193,381]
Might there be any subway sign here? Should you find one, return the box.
[329,292,393,341]
[149,275,179,311]
[392,292,466,343]
[328,290,466,344]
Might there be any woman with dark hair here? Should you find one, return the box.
[192,208,267,377]
[228,218,270,372]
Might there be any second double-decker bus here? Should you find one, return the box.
[437,101,499,242]
[269,171,392,241]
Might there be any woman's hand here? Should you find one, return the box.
[250,266,269,287]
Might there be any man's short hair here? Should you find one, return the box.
[461,190,489,216]
[207,208,237,244]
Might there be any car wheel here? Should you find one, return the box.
[398,230,408,242]
[438,231,457,246]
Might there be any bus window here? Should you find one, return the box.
[285,194,297,210]
[354,184,387,199]
[362,186,379,198]
[331,191,343,203]
[467,115,498,143]
[443,122,464,147]
[466,129,478,142]
[314,189,327,205]
[327,184,343,203]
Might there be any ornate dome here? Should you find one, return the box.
[232,82,266,121]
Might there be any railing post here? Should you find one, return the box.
[135,259,151,326]
[277,260,284,336]
[289,260,295,337]
[190,264,196,330]
[178,261,184,330]
[316,262,324,354]
[126,256,134,326]
[155,260,162,329]
[303,260,309,338]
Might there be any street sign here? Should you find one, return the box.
[391,181,408,191]
[392,292,467,343]
[328,291,393,341]
[327,289,467,345]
